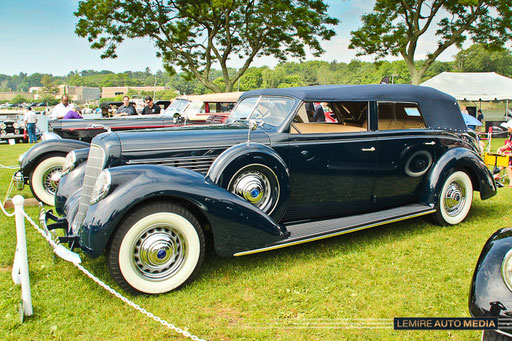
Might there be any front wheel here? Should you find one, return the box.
[433,171,473,226]
[29,155,66,205]
[108,202,205,295]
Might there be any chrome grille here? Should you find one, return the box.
[127,155,217,174]
[71,144,106,234]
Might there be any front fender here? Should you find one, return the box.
[420,147,496,205]
[77,165,287,258]
[469,228,512,318]
[20,139,90,177]
[207,142,290,222]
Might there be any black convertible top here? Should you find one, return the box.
[240,84,466,132]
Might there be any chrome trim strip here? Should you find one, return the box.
[234,209,436,256]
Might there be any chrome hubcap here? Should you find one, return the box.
[133,226,186,281]
[231,170,271,210]
[43,166,62,195]
[444,180,466,217]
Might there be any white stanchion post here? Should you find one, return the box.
[12,195,33,318]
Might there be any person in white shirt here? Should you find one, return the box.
[24,107,38,143]
[50,95,74,119]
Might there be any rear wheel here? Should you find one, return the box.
[29,155,66,205]
[108,202,205,295]
[433,171,473,226]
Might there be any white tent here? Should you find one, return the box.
[420,72,512,101]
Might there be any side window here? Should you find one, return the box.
[377,102,426,130]
[291,101,368,134]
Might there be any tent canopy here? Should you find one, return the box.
[420,72,512,101]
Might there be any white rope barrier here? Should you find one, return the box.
[0,163,19,169]
[2,194,205,340]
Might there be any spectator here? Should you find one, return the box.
[497,120,512,187]
[477,109,484,122]
[313,102,325,122]
[50,95,74,119]
[142,96,161,115]
[461,106,469,115]
[114,96,137,116]
[23,106,38,143]
[63,107,83,119]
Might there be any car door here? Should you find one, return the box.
[373,102,441,210]
[284,101,378,222]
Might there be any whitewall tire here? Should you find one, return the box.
[108,202,205,295]
[29,155,66,206]
[433,171,473,226]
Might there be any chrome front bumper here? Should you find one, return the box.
[40,208,81,264]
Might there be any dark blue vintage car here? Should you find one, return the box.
[469,228,512,340]
[46,84,496,295]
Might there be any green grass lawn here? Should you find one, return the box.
[1,141,511,340]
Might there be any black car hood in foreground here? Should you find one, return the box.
[93,123,273,166]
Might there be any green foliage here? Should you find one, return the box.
[74,0,338,92]
[39,94,60,106]
[9,95,28,104]
[350,0,512,84]
[455,44,512,77]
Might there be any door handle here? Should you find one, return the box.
[361,147,375,152]
[424,141,436,145]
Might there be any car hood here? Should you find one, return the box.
[115,123,273,161]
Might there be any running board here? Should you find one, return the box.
[234,204,435,256]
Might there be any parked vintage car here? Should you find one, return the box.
[45,84,496,295]
[45,93,241,142]
[15,92,241,205]
[469,228,512,340]
[0,117,27,143]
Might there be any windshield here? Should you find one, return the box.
[182,101,203,118]
[164,99,190,115]
[227,96,297,127]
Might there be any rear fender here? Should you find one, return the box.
[78,165,287,258]
[420,147,497,205]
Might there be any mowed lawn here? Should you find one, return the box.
[1,141,511,340]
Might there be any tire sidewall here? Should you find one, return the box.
[30,155,65,205]
[438,171,473,225]
[116,211,202,294]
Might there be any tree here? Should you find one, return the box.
[455,44,512,77]
[349,0,512,84]
[75,0,338,92]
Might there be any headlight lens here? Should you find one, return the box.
[501,249,512,292]
[62,151,76,175]
[13,122,20,129]
[90,169,111,204]
[0,123,6,129]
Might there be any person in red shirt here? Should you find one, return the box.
[498,120,512,186]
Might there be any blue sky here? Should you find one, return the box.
[0,0,472,76]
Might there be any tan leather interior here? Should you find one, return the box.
[291,123,367,134]
[378,118,425,130]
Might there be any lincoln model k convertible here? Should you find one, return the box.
[45,85,497,295]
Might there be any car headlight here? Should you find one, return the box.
[90,169,111,205]
[0,123,6,129]
[13,122,20,129]
[62,151,76,175]
[502,249,512,292]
